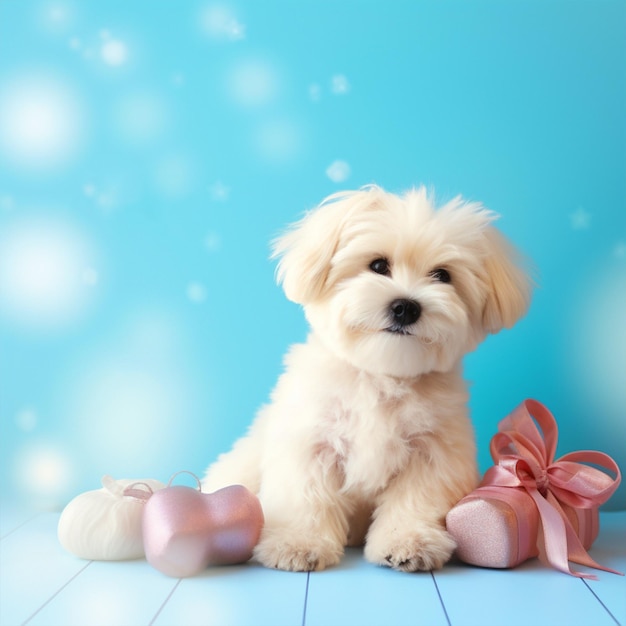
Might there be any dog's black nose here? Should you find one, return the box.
[389,298,421,326]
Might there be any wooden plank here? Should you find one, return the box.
[434,551,619,626]
[0,503,40,539]
[304,548,448,626]
[151,562,309,626]
[27,559,179,626]
[0,512,92,626]
[584,511,626,626]
[1,507,623,626]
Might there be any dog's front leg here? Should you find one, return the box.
[364,441,476,572]
[253,450,349,572]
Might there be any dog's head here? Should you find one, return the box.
[273,186,532,378]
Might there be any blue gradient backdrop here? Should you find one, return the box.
[0,0,624,510]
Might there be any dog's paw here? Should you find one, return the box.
[364,525,456,572]
[254,530,343,572]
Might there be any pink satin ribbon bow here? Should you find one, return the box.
[481,399,623,579]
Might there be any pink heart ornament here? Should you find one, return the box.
[142,483,264,578]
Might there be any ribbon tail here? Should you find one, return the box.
[547,493,624,577]
[530,490,598,579]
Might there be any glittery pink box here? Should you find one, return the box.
[445,399,621,577]
[446,486,599,569]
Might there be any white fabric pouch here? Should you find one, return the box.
[58,475,164,560]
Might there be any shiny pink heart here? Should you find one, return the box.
[142,484,264,578]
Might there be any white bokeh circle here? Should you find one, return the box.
[15,441,74,506]
[326,160,351,182]
[200,4,245,40]
[0,73,85,170]
[227,58,280,107]
[0,218,98,329]
[101,39,128,66]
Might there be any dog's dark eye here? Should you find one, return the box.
[369,258,391,276]
[430,268,451,283]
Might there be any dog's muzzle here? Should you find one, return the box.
[385,298,421,334]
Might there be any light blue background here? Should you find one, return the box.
[0,0,624,510]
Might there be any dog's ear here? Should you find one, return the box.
[272,195,348,304]
[272,188,383,304]
[481,228,533,333]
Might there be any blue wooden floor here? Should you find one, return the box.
[1,506,624,626]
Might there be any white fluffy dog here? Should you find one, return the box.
[203,185,531,572]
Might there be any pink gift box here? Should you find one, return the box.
[446,399,621,579]
[446,487,599,569]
